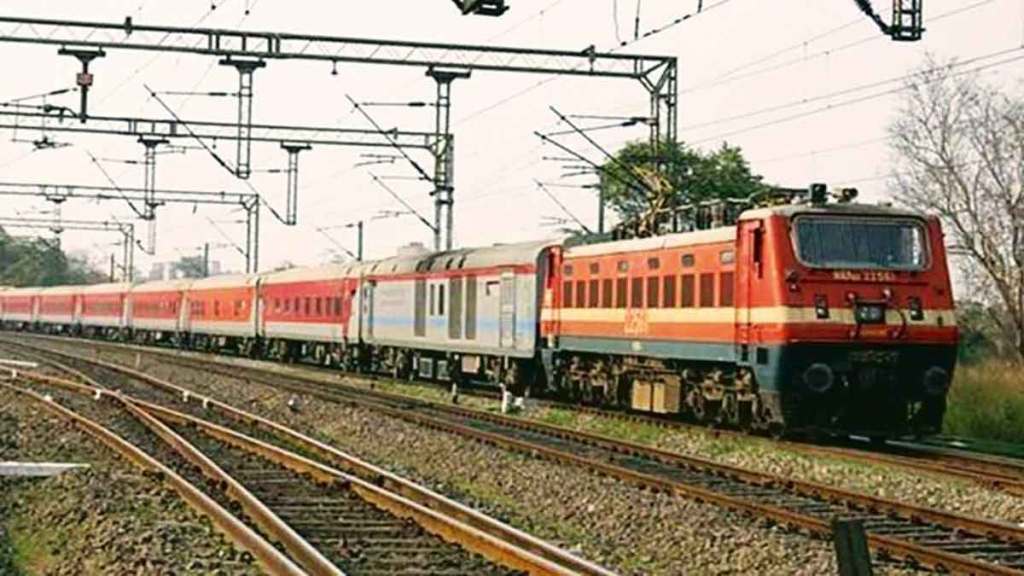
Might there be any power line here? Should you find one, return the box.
[690,50,1024,145]
[682,0,999,95]
[682,44,1024,133]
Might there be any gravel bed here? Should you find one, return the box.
[31,339,945,575]
[0,386,262,575]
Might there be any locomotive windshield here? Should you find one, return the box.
[793,215,928,270]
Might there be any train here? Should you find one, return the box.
[0,193,958,440]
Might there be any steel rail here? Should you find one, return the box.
[15,371,344,576]
[0,379,309,576]
[7,335,1024,573]
[6,344,613,576]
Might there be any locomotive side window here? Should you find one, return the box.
[562,281,574,308]
[681,275,695,307]
[793,215,928,270]
[601,279,613,308]
[720,272,735,307]
[575,280,586,309]
[631,278,643,308]
[663,276,677,308]
[588,279,600,308]
[615,278,628,308]
[699,274,715,308]
[646,277,660,308]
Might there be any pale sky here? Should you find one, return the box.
[0,0,1021,276]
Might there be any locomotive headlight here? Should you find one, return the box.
[923,367,950,396]
[908,297,924,321]
[855,304,885,324]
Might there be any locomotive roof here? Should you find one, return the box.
[80,282,134,294]
[130,279,195,293]
[358,239,557,277]
[188,273,259,290]
[565,226,735,258]
[740,202,928,220]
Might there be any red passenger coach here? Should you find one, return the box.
[0,287,39,327]
[258,264,359,364]
[37,286,81,331]
[129,279,193,343]
[185,274,258,354]
[80,283,132,337]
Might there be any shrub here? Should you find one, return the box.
[943,360,1024,444]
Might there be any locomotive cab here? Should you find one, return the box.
[737,203,958,438]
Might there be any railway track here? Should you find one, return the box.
[7,331,1021,498]
[5,335,1024,574]
[0,339,614,576]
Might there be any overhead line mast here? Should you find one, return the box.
[0,15,677,253]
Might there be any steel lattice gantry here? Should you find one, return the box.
[0,183,261,273]
[0,217,136,281]
[0,15,678,251]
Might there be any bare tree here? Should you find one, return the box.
[889,56,1024,360]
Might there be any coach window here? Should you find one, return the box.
[588,279,600,308]
[646,277,660,308]
[720,250,735,265]
[631,277,643,308]
[562,281,573,308]
[438,285,445,316]
[699,273,715,308]
[214,301,220,317]
[617,260,629,273]
[334,297,342,317]
[304,297,311,316]
[663,275,677,308]
[615,277,628,308]
[720,272,735,307]
[563,264,574,277]
[681,274,695,308]
[315,298,322,316]
[601,278,613,308]
[589,263,600,275]
[647,257,661,270]
[575,280,586,309]
[681,254,695,268]
[273,299,280,313]
[293,298,300,315]
[430,285,436,315]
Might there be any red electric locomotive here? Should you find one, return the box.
[543,193,957,438]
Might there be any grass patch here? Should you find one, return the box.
[944,360,1024,444]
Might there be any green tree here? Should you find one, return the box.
[0,227,105,287]
[598,140,768,222]
[174,255,207,279]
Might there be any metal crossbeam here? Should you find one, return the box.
[0,217,136,281]
[0,182,261,272]
[0,109,438,149]
[0,16,672,79]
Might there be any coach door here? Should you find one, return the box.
[499,271,516,348]
[362,281,376,339]
[735,219,763,363]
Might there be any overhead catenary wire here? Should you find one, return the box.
[682,44,1024,133]
[534,179,593,233]
[690,50,1024,145]
[683,0,999,95]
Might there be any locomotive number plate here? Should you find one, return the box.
[849,350,900,365]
